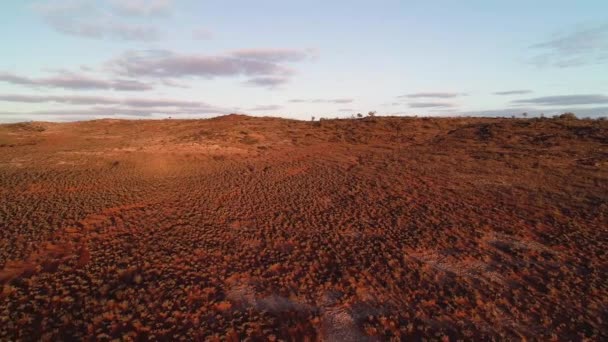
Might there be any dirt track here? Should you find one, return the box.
[0,115,607,340]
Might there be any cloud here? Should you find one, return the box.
[512,94,608,106]
[105,49,314,87]
[493,90,533,96]
[247,105,282,112]
[529,23,608,67]
[231,48,315,62]
[0,71,152,91]
[459,106,608,118]
[3,47,313,91]
[0,94,217,108]
[0,107,152,117]
[105,24,161,41]
[399,92,464,99]
[243,76,290,88]
[409,102,456,108]
[192,28,213,40]
[289,98,354,104]
[0,94,109,104]
[0,106,229,121]
[0,93,232,120]
[48,18,160,41]
[161,79,191,88]
[33,0,163,41]
[107,0,174,16]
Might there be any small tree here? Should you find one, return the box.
[311,116,315,122]
[357,113,363,118]
[522,112,528,118]
[368,111,377,117]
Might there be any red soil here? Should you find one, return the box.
[0,115,606,340]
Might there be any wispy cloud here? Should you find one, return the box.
[1,46,314,93]
[32,0,167,41]
[247,105,282,111]
[41,15,160,42]
[243,76,290,89]
[0,106,228,119]
[0,93,231,119]
[106,49,314,86]
[381,102,401,107]
[0,71,152,91]
[289,98,354,104]
[529,23,608,68]
[512,94,608,106]
[231,48,316,62]
[459,106,608,118]
[409,102,456,108]
[0,107,153,117]
[493,90,533,96]
[107,0,174,16]
[399,92,465,99]
[0,94,216,108]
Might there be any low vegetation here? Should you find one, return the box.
[0,114,606,340]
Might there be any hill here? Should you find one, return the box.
[0,115,606,340]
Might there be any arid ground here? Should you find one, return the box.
[0,115,606,340]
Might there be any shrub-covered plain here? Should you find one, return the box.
[0,115,606,340]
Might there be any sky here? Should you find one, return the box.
[0,0,607,122]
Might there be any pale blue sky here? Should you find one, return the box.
[0,0,607,122]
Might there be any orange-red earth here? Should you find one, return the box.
[0,115,606,340]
